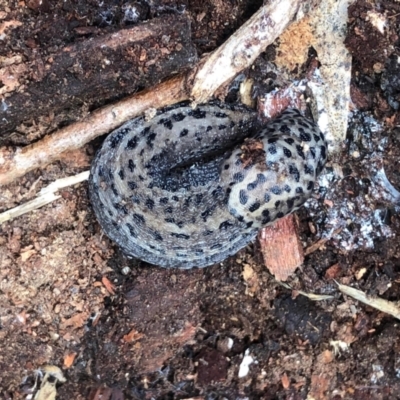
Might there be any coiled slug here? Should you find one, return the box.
[89,102,327,268]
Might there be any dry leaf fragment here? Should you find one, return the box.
[61,312,89,329]
[324,263,341,280]
[63,352,76,368]
[102,276,116,295]
[175,322,197,344]
[281,372,290,389]
[309,373,329,400]
[242,264,259,295]
[242,264,255,281]
[20,248,37,262]
[16,310,28,324]
[123,328,144,343]
[319,349,334,364]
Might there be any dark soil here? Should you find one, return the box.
[1,0,400,399]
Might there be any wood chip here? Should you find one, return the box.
[259,215,304,281]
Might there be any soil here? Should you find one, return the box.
[1,0,400,399]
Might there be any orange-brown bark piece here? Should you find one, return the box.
[258,214,304,281]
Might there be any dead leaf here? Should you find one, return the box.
[102,276,116,295]
[319,350,334,364]
[61,312,88,329]
[123,328,144,343]
[242,264,259,295]
[324,263,341,280]
[281,372,290,389]
[20,248,37,262]
[63,352,76,368]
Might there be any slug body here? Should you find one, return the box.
[89,102,327,269]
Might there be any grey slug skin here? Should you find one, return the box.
[89,102,327,269]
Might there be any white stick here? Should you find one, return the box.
[337,282,400,320]
[0,171,89,224]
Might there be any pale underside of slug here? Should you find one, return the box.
[89,102,327,269]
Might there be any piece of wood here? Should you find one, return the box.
[258,214,304,281]
[0,14,196,140]
[0,0,321,186]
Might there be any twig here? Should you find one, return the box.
[278,281,334,301]
[337,282,400,320]
[0,171,89,223]
[0,76,186,186]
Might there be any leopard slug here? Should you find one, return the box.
[89,102,327,269]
